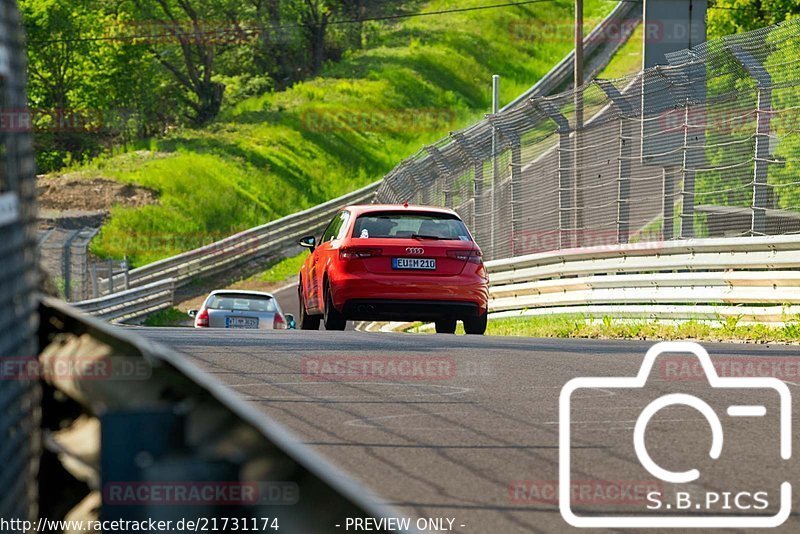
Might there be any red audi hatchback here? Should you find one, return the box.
[297,204,489,334]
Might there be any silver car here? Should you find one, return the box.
[189,290,287,330]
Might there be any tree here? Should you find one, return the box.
[129,0,232,125]
[708,0,800,38]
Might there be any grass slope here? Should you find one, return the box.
[74,0,614,266]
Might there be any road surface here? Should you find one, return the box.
[136,328,800,533]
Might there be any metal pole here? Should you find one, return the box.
[574,0,584,104]
[108,258,114,294]
[490,74,500,258]
[679,102,695,238]
[124,256,130,291]
[574,0,584,245]
[62,229,82,301]
[751,87,771,235]
[91,263,99,298]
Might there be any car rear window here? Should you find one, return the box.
[206,294,277,312]
[352,211,472,240]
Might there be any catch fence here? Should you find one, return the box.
[375,18,800,262]
[0,0,40,522]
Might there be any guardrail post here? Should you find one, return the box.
[597,80,635,244]
[730,47,772,236]
[537,101,574,249]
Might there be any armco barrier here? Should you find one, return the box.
[73,279,176,322]
[486,235,800,323]
[40,297,416,532]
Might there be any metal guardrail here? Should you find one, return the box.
[82,182,379,321]
[486,235,800,323]
[73,279,176,322]
[39,297,415,532]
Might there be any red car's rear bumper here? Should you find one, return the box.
[329,271,489,318]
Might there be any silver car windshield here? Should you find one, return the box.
[206,294,277,312]
[353,212,471,240]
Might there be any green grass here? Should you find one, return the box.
[259,252,308,284]
[598,21,643,80]
[74,0,614,266]
[480,314,800,343]
[142,307,189,327]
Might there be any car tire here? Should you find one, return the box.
[323,283,347,331]
[435,317,457,334]
[463,312,487,335]
[298,285,320,330]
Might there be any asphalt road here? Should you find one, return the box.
[136,327,800,533]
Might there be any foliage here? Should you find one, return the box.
[142,306,190,326]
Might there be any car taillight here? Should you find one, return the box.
[195,308,209,327]
[274,313,286,330]
[339,247,383,260]
[447,249,483,264]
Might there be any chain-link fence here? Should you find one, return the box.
[0,0,41,522]
[376,18,800,261]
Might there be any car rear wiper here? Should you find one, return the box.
[411,233,442,240]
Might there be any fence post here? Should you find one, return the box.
[108,258,115,294]
[662,168,676,240]
[597,80,635,244]
[425,145,453,208]
[123,257,130,291]
[452,132,484,232]
[510,143,521,256]
[91,263,99,298]
[491,75,501,257]
[537,101,574,249]
[679,102,696,238]
[62,229,82,301]
[730,47,772,236]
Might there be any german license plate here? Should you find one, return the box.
[226,317,259,329]
[392,258,436,270]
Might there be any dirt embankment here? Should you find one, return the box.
[38,174,157,214]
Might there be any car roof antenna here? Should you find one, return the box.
[403,200,409,208]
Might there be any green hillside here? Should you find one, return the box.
[78,0,614,266]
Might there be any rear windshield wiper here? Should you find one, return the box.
[411,233,442,240]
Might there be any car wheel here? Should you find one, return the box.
[435,317,457,334]
[323,283,347,331]
[463,312,487,335]
[298,285,320,330]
